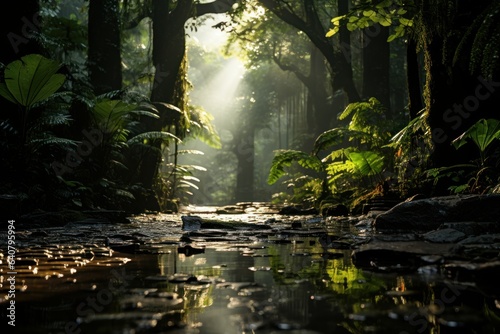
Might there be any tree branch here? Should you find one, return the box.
[258,0,336,66]
[195,0,238,17]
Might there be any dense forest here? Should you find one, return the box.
[1,0,500,217]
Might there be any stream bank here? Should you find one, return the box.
[1,196,499,333]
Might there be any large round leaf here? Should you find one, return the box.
[0,54,65,108]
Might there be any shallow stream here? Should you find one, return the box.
[1,210,499,333]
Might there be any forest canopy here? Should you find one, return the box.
[1,0,499,216]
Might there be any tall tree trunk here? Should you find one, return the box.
[88,0,122,95]
[335,0,361,103]
[362,24,390,109]
[234,128,255,202]
[419,0,500,175]
[144,0,236,194]
[406,38,423,119]
[151,0,192,104]
[258,0,361,103]
[309,46,331,135]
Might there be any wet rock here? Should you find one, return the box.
[178,244,205,256]
[181,215,272,231]
[443,260,500,282]
[279,205,318,215]
[108,242,140,254]
[458,234,500,245]
[181,215,203,231]
[321,204,349,217]
[354,219,374,228]
[423,228,466,243]
[82,209,130,224]
[375,194,500,232]
[372,234,417,242]
[440,221,500,235]
[18,210,86,227]
[352,241,455,270]
[216,205,245,214]
[361,198,401,214]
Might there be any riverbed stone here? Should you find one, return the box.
[439,221,500,235]
[423,228,466,243]
[351,241,455,269]
[374,194,500,232]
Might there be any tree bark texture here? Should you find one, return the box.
[258,0,361,103]
[362,24,390,110]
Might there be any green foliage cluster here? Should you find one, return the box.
[269,98,500,209]
[268,98,397,211]
[321,0,500,202]
[0,1,224,214]
[427,119,500,194]
[0,54,181,212]
[326,0,413,42]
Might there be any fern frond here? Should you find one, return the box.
[29,137,77,151]
[127,131,181,144]
[177,149,204,155]
[115,189,135,199]
[179,180,199,189]
[35,113,72,128]
[268,149,323,185]
[454,1,500,78]
[313,128,374,155]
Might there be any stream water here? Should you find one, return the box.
[1,210,499,333]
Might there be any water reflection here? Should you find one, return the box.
[3,237,499,333]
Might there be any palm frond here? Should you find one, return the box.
[127,131,181,144]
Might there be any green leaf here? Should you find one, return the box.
[128,131,181,144]
[268,150,323,184]
[375,0,391,9]
[331,15,345,23]
[387,33,398,42]
[92,99,137,135]
[399,17,412,26]
[326,26,340,37]
[347,22,357,31]
[363,10,376,17]
[379,17,392,26]
[0,83,17,104]
[1,54,65,108]
[313,128,348,154]
[348,151,384,176]
[452,118,500,152]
